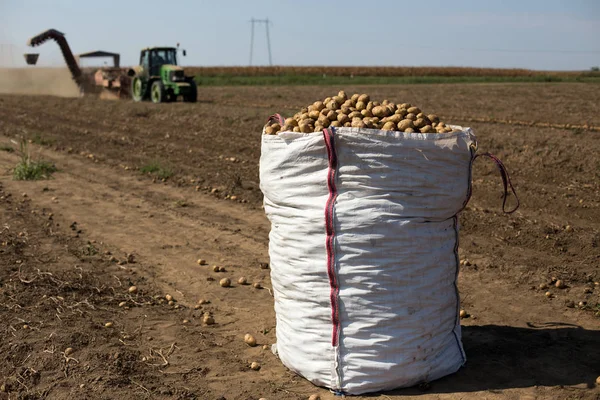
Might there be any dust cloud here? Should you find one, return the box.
[0,67,80,97]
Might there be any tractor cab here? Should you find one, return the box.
[141,47,178,76]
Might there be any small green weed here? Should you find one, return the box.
[172,199,189,208]
[29,133,55,146]
[82,242,99,256]
[12,139,57,181]
[140,161,173,180]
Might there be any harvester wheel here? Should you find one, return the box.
[184,80,197,103]
[151,81,165,104]
[131,77,146,102]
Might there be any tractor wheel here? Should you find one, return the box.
[184,80,197,103]
[131,77,146,102]
[165,91,176,103]
[151,81,165,104]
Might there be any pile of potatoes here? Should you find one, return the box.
[264,91,458,135]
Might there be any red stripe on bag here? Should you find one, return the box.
[323,128,340,347]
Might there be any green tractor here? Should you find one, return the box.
[128,47,197,103]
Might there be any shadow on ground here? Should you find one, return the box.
[373,323,600,396]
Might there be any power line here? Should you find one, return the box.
[249,18,273,66]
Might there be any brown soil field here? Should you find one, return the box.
[0,83,599,400]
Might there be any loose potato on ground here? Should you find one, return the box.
[245,333,257,347]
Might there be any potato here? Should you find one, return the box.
[351,119,366,128]
[337,90,347,101]
[299,123,313,133]
[308,395,321,400]
[366,101,374,112]
[250,361,261,371]
[105,322,114,328]
[555,280,566,289]
[351,93,360,101]
[405,113,416,121]
[245,333,257,346]
[395,108,408,118]
[387,114,402,124]
[337,114,350,124]
[165,294,174,301]
[398,119,415,131]
[313,101,325,111]
[308,110,320,119]
[264,126,275,135]
[318,114,331,126]
[253,282,263,289]
[381,99,390,106]
[405,127,415,133]
[219,278,231,287]
[238,276,248,285]
[340,105,351,114]
[407,106,421,114]
[459,309,468,318]
[382,121,397,131]
[293,126,301,132]
[414,118,427,129]
[203,313,215,325]
[361,109,373,118]
[355,101,366,111]
[327,100,340,110]
[371,106,387,118]
[128,285,138,294]
[348,111,362,119]
[420,125,435,133]
[358,94,370,103]
[326,110,337,121]
[343,122,352,127]
[330,121,342,127]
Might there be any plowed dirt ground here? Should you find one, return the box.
[0,83,599,400]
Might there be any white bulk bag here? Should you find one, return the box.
[260,126,476,395]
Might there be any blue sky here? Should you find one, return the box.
[1,0,599,70]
